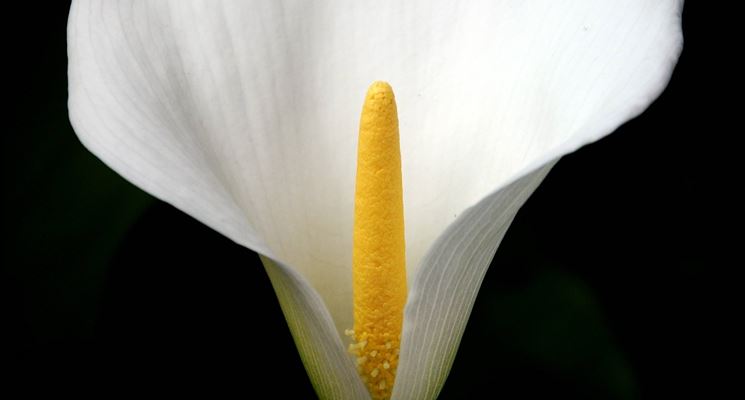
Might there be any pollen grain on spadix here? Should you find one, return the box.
[348,81,407,400]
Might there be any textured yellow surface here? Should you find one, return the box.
[349,81,407,400]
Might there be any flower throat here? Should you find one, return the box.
[346,81,407,400]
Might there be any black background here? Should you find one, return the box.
[4,2,723,398]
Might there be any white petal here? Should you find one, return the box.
[394,1,682,398]
[261,256,369,399]
[398,0,684,283]
[68,0,359,333]
[393,164,553,399]
[68,2,682,388]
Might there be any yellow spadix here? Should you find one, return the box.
[347,81,407,400]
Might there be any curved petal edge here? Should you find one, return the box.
[393,163,554,399]
[261,256,370,400]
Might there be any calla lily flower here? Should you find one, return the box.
[67,1,683,398]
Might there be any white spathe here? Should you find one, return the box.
[67,1,683,398]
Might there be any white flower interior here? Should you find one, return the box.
[68,1,683,399]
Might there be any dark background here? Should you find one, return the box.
[4,2,722,398]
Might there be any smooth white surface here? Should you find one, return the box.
[68,1,683,398]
